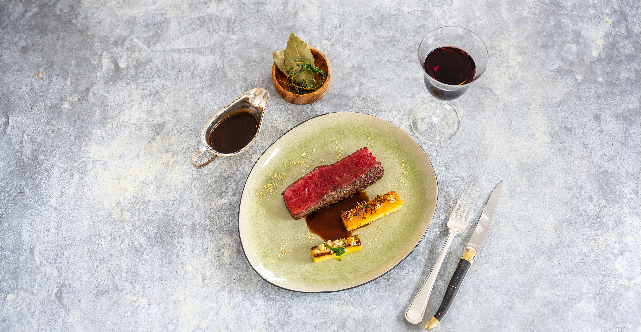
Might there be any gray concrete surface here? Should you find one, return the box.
[1,0,640,331]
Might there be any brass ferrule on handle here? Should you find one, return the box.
[425,317,440,330]
[461,247,477,262]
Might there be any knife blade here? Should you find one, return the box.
[425,181,503,330]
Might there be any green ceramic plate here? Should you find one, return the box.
[239,112,438,292]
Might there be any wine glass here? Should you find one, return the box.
[410,27,488,143]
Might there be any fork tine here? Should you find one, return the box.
[463,183,480,221]
[453,181,473,215]
[460,182,473,214]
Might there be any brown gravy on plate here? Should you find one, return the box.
[305,191,369,241]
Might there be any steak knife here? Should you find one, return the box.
[425,181,503,330]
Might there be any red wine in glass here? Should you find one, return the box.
[423,46,476,100]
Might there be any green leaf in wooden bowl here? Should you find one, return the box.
[284,33,315,83]
[272,50,287,76]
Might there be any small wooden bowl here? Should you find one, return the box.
[272,47,331,105]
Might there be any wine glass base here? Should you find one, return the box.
[410,101,459,143]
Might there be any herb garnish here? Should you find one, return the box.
[273,33,327,95]
[325,242,346,257]
[286,57,327,95]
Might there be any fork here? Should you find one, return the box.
[405,181,479,324]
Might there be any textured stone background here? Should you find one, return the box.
[1,0,640,331]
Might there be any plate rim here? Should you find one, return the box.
[238,111,439,292]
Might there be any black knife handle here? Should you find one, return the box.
[425,247,476,330]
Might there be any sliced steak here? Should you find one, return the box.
[282,147,384,220]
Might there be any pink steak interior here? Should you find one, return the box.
[282,147,379,216]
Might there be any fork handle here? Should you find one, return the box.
[405,232,457,324]
[425,249,475,330]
